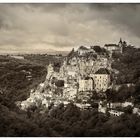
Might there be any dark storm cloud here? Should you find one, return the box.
[88,4,140,37]
[0,3,140,54]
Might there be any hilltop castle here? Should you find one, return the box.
[104,38,127,55]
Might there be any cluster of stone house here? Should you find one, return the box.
[18,46,111,110]
[78,70,110,92]
[18,39,128,113]
[31,45,113,105]
[98,100,140,117]
[47,54,111,95]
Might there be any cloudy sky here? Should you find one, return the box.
[0,3,140,54]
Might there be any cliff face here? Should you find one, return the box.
[17,46,111,112]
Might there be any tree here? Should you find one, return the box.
[92,46,102,53]
[124,106,133,114]
[62,103,81,123]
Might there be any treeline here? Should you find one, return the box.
[1,102,140,137]
[24,54,64,66]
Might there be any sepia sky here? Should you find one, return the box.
[0,3,140,54]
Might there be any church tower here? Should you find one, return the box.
[118,38,123,53]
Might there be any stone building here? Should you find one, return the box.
[78,77,94,92]
[104,38,125,55]
[77,46,89,56]
[90,68,110,92]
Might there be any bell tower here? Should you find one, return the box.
[118,38,123,53]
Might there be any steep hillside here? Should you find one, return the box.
[0,55,47,109]
[107,46,140,102]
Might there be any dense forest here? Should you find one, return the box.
[107,46,140,103]
[1,102,140,137]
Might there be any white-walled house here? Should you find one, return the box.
[107,101,134,109]
[108,109,124,117]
